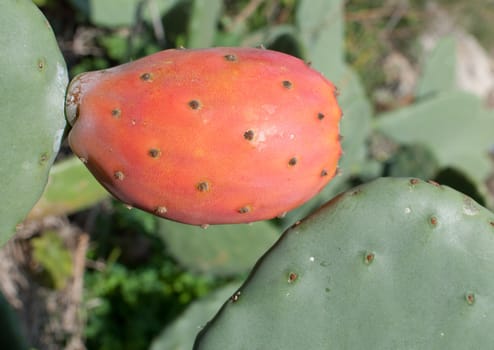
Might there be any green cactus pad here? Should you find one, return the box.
[195,178,494,349]
[0,0,68,245]
[157,220,280,277]
[375,90,494,199]
[28,156,108,220]
[187,0,222,48]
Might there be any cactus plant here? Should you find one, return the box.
[376,91,494,201]
[187,0,223,48]
[416,36,457,99]
[66,47,342,226]
[157,219,279,276]
[0,0,68,245]
[194,177,494,349]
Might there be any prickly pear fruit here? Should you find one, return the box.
[66,47,341,225]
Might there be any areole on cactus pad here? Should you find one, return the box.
[66,47,342,225]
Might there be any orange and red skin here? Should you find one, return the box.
[67,47,342,225]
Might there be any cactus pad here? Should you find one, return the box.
[195,178,494,349]
[0,0,68,245]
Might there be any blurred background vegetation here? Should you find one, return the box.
[2,0,493,349]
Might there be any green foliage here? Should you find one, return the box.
[0,0,68,246]
[31,231,73,290]
[84,202,223,350]
[194,178,494,349]
[344,0,426,96]
[157,220,280,276]
[85,262,216,350]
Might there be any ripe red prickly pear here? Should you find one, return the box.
[66,47,342,226]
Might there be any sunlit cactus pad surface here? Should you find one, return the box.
[0,0,68,245]
[195,177,494,349]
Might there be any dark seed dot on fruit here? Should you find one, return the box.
[282,80,293,89]
[288,157,297,166]
[140,72,153,81]
[111,109,121,118]
[317,112,325,120]
[321,169,328,177]
[243,130,254,141]
[148,148,161,158]
[114,171,125,180]
[196,181,210,192]
[155,206,167,215]
[238,206,251,214]
[188,100,201,110]
[224,54,237,61]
